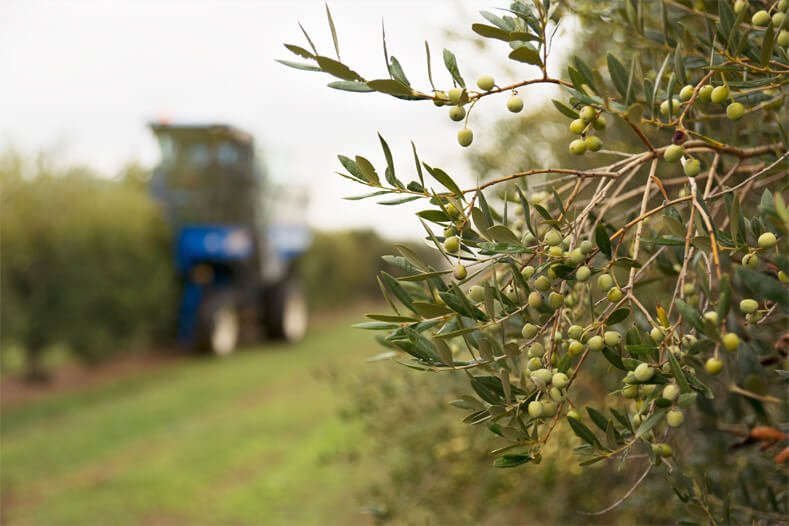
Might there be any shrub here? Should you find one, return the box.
[0,152,175,376]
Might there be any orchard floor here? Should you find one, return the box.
[0,308,385,526]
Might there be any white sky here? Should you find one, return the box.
[0,0,573,239]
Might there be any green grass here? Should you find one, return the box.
[1,312,382,526]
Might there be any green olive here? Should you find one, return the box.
[683,159,701,177]
[722,332,740,352]
[597,273,614,291]
[726,102,744,121]
[585,135,602,152]
[457,128,473,147]
[705,357,724,375]
[476,75,495,91]
[569,118,586,134]
[569,138,587,155]
[588,335,604,351]
[739,298,759,313]
[604,331,622,347]
[742,253,758,268]
[443,235,460,253]
[453,264,467,280]
[634,362,655,382]
[469,285,485,302]
[449,105,466,121]
[522,323,538,339]
[710,85,729,104]
[698,85,713,103]
[579,105,596,122]
[751,10,771,26]
[758,232,777,249]
[576,266,591,281]
[679,85,695,101]
[664,144,684,163]
[507,95,524,113]
[667,410,684,427]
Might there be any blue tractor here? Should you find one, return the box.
[149,123,311,355]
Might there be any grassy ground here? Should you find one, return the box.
[1,311,383,526]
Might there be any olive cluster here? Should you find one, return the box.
[568,105,606,156]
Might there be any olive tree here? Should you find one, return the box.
[282,1,788,522]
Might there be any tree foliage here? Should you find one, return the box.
[285,1,789,522]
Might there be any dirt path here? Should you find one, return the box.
[0,300,381,409]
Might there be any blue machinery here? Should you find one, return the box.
[150,123,311,354]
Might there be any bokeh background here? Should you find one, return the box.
[1,1,682,525]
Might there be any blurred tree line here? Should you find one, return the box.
[0,150,432,379]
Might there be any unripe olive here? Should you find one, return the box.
[457,128,473,147]
[476,75,495,91]
[576,266,591,282]
[622,384,639,398]
[773,12,786,26]
[740,298,759,313]
[679,85,695,101]
[779,270,789,283]
[607,287,623,302]
[660,98,681,116]
[778,30,789,47]
[568,325,583,340]
[662,384,678,401]
[634,362,655,382]
[528,400,544,418]
[579,105,596,122]
[664,144,684,163]
[598,273,614,291]
[639,384,656,397]
[505,285,517,302]
[733,0,747,14]
[548,246,563,257]
[698,85,713,103]
[758,232,777,249]
[588,335,604,351]
[522,323,538,339]
[433,91,447,106]
[751,10,771,26]
[780,0,789,12]
[548,292,564,309]
[453,264,467,280]
[448,87,464,104]
[446,203,461,219]
[593,115,607,130]
[521,265,535,280]
[567,410,581,420]
[705,357,724,375]
[585,135,603,152]
[653,443,673,457]
[722,332,740,352]
[579,240,594,254]
[528,342,545,357]
[524,232,536,245]
[569,139,587,155]
[568,248,585,265]
[650,327,665,343]
[534,275,551,292]
[703,311,719,325]
[443,226,457,238]
[667,410,684,427]
[443,235,460,252]
[568,339,584,356]
[726,102,744,121]
[549,386,565,402]
[527,357,542,371]
[683,283,695,296]
[710,85,729,104]
[569,118,586,134]
[507,95,524,113]
[532,368,552,384]
[542,401,558,417]
[682,334,697,347]
[552,372,569,388]
[742,253,758,268]
[449,105,466,121]
[604,331,622,347]
[746,311,764,323]
[684,158,702,177]
[543,229,562,246]
[631,414,644,427]
[528,291,543,308]
[469,285,485,302]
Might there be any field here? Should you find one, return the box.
[1,310,385,526]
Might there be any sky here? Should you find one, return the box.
[0,0,573,240]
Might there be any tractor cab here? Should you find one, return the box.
[150,123,310,354]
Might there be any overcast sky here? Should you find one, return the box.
[0,0,573,239]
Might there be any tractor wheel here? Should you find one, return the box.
[196,291,241,356]
[265,278,308,342]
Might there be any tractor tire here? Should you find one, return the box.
[265,278,308,342]
[195,290,241,356]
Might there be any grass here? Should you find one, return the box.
[1,311,384,526]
